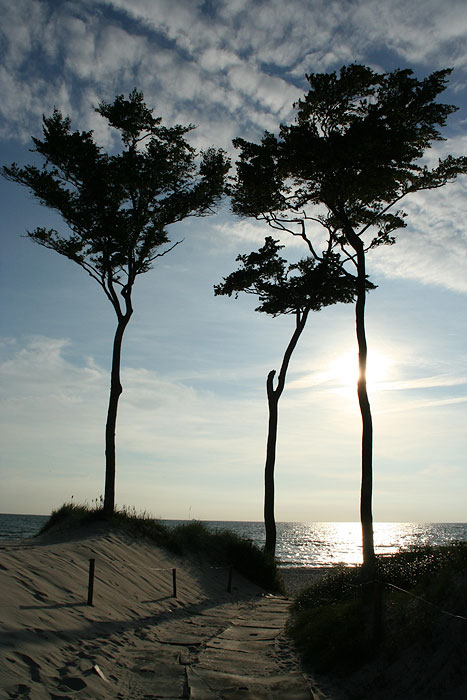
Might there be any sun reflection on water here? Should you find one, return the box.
[276,521,466,568]
[166,520,467,569]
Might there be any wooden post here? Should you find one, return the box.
[227,566,233,593]
[87,558,95,606]
[172,568,177,598]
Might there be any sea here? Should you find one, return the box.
[1,513,466,568]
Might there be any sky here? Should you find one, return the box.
[1,0,466,523]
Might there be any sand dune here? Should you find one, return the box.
[0,525,320,699]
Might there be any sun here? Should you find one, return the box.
[330,349,392,392]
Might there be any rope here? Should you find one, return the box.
[343,577,467,621]
[384,581,467,621]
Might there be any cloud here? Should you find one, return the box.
[2,0,466,156]
[374,395,467,417]
[368,177,467,293]
[1,0,465,297]
[417,463,464,477]
[376,374,467,392]
[1,328,465,520]
[353,0,467,67]
[0,336,268,508]
[288,371,467,405]
[227,65,301,119]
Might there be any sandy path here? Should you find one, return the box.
[0,527,324,699]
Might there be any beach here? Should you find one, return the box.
[0,524,326,699]
[4,523,464,699]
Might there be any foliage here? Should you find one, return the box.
[37,503,283,592]
[287,543,467,674]
[232,65,467,245]
[376,541,467,591]
[3,88,229,316]
[215,235,358,315]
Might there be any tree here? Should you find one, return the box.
[230,65,467,569]
[215,236,357,555]
[3,89,230,515]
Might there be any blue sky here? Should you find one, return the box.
[1,0,466,522]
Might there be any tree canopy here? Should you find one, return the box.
[215,235,357,315]
[3,88,229,315]
[232,66,466,244]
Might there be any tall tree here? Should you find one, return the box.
[215,236,357,555]
[3,89,229,514]
[230,65,467,568]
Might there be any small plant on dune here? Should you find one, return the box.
[38,501,101,534]
[37,504,283,592]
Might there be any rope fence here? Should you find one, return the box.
[384,581,467,621]
[86,558,466,622]
[86,559,234,606]
[349,576,467,623]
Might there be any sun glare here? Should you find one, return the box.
[330,349,392,392]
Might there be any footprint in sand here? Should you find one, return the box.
[15,653,41,683]
[58,676,87,692]
[9,682,31,698]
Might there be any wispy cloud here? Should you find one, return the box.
[2,0,466,145]
[0,336,268,511]
[375,374,467,392]
[368,175,467,292]
[374,395,467,416]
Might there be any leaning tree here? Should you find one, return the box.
[215,236,357,556]
[230,65,467,569]
[3,89,229,514]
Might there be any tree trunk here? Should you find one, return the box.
[356,275,375,570]
[344,226,375,570]
[264,370,279,555]
[103,310,132,515]
[263,309,310,557]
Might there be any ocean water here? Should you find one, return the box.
[0,513,49,540]
[1,513,466,568]
[188,520,467,568]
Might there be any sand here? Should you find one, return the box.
[280,567,336,597]
[6,526,462,699]
[0,525,325,699]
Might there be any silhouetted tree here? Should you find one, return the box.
[215,236,357,555]
[230,65,467,569]
[3,89,229,515]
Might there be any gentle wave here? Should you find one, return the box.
[1,514,466,568]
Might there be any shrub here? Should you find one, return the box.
[287,542,467,674]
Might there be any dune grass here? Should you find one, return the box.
[38,501,283,592]
[287,542,467,677]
